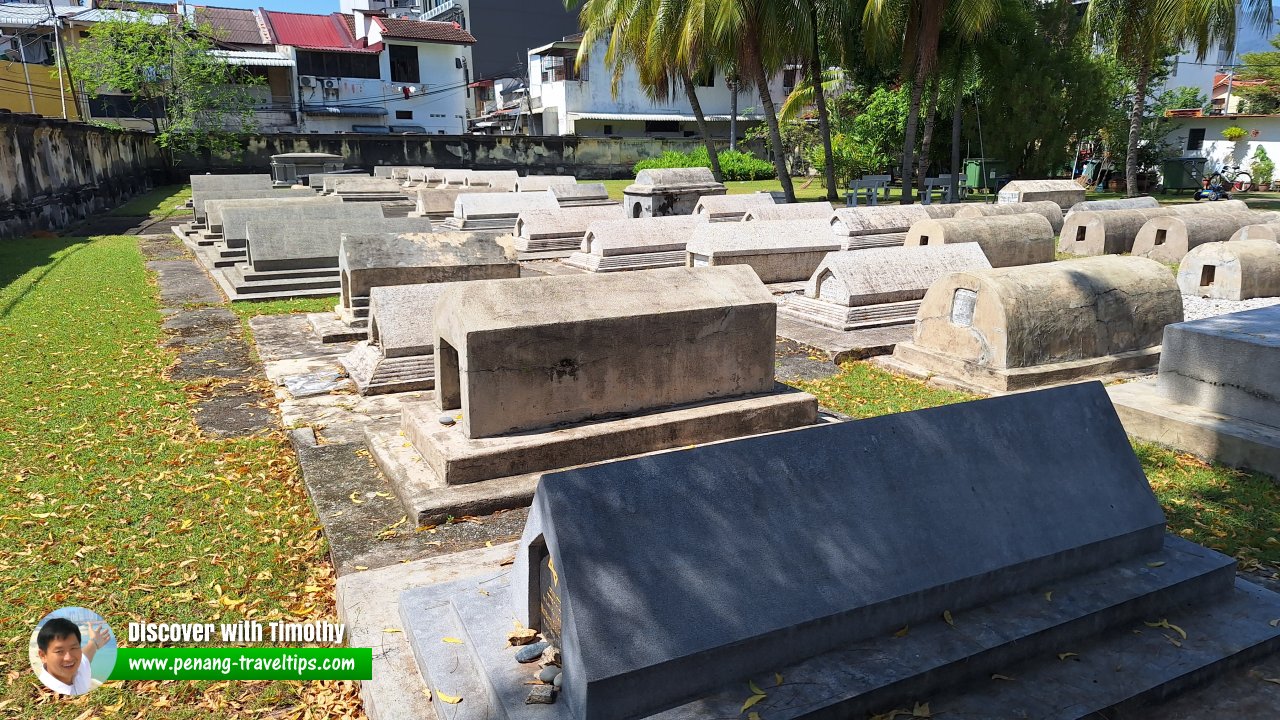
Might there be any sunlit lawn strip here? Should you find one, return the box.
[791,361,1280,565]
[0,236,357,718]
[109,185,194,219]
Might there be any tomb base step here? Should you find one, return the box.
[878,342,1163,395]
[556,199,618,208]
[516,249,579,261]
[214,267,340,301]
[307,312,368,344]
[841,232,907,250]
[437,218,518,232]
[775,313,912,364]
[512,236,588,254]
[1108,378,1280,480]
[778,295,920,331]
[406,386,818,486]
[231,266,340,283]
[397,535,1280,720]
[563,250,687,273]
[341,343,436,396]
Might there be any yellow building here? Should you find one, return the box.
[0,61,78,120]
[0,4,80,121]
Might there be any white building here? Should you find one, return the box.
[525,35,789,138]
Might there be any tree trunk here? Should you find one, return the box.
[808,2,837,200]
[682,70,723,182]
[949,65,963,201]
[899,71,925,204]
[1126,60,1150,198]
[729,72,738,151]
[916,77,940,199]
[750,47,795,202]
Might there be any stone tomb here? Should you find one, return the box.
[563,216,701,272]
[189,173,272,197]
[215,217,429,301]
[515,175,578,192]
[1229,221,1280,242]
[208,196,344,245]
[830,204,961,250]
[439,191,558,231]
[269,152,344,187]
[510,205,623,257]
[326,177,410,202]
[402,381,1280,720]
[996,179,1085,208]
[623,168,727,218]
[550,182,616,208]
[905,214,1055,268]
[464,170,521,191]
[193,198,359,269]
[686,219,840,283]
[692,193,776,222]
[1068,196,1162,213]
[340,283,447,395]
[389,166,428,181]
[742,202,835,222]
[365,266,817,520]
[778,243,992,330]
[1058,200,1249,256]
[1176,239,1280,300]
[409,187,493,219]
[313,172,371,193]
[191,187,310,225]
[953,200,1064,233]
[1132,210,1280,264]
[336,230,518,327]
[1110,306,1280,478]
[882,256,1183,393]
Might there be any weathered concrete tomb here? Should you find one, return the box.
[1132,210,1280,264]
[269,152,343,187]
[953,200,1064,233]
[1056,201,1249,256]
[325,177,410,202]
[409,186,492,219]
[1229,221,1280,242]
[1068,196,1162,213]
[510,205,623,257]
[191,187,313,225]
[206,196,343,242]
[563,216,701,272]
[686,219,840,283]
[742,202,835,222]
[336,231,518,327]
[340,283,447,396]
[692,193,776,222]
[401,381,1280,720]
[439,191,558,231]
[778,243,992,330]
[830,204,961,250]
[464,170,521,192]
[551,182,615,208]
[1110,305,1280,478]
[1176,239,1280,300]
[189,173,272,195]
[996,179,1085,208]
[515,175,578,192]
[905,214,1055,268]
[193,199,364,269]
[364,266,818,522]
[883,256,1183,393]
[315,173,372,194]
[623,168,727,218]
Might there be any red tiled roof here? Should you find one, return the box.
[375,17,476,45]
[261,10,377,54]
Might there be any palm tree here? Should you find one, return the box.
[799,0,838,201]
[570,0,724,181]
[1088,0,1272,198]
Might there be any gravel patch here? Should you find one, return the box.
[1181,294,1280,321]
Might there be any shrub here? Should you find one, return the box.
[632,147,775,181]
[1222,126,1248,142]
[1249,145,1275,186]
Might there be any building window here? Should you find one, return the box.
[296,51,379,80]
[396,110,413,120]
[540,54,586,82]
[644,120,679,133]
[389,44,420,84]
[782,67,798,91]
[1187,128,1206,151]
[603,124,613,135]
[694,65,715,87]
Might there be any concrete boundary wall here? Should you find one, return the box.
[0,113,167,239]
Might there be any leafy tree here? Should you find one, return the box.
[65,9,260,160]
[1235,35,1280,114]
[1155,85,1210,113]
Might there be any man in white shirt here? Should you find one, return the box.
[36,617,109,696]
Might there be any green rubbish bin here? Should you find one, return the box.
[964,158,1007,192]
[1161,157,1206,193]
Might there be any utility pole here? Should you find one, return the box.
[17,34,37,114]
[46,0,73,120]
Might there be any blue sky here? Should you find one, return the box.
[209,0,338,12]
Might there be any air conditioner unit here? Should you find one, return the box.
[299,75,318,87]
[323,78,340,90]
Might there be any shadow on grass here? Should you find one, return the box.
[0,236,91,319]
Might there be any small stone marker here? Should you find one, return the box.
[905,214,1055,267]
[623,168,726,217]
[1176,239,1280,300]
[886,256,1182,392]
[685,219,840,283]
[339,283,448,395]
[996,179,1085,208]
[692,193,776,221]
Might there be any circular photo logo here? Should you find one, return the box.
[29,607,116,696]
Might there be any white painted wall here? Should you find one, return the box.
[1162,115,1280,184]
[527,38,788,136]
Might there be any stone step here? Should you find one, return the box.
[350,296,370,308]
[234,266,340,283]
[563,250,687,273]
[223,267,341,295]
[843,232,906,250]
[779,295,920,331]
[398,535,1260,720]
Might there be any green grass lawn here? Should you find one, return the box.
[791,362,1280,567]
[230,297,337,319]
[109,184,193,219]
[0,236,356,717]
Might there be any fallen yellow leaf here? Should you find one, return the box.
[1147,561,1166,568]
[740,694,766,713]
[893,625,909,638]
[991,674,1013,681]
[913,701,931,718]
[1045,591,1053,602]
[436,690,462,704]
[748,680,765,696]
[774,672,783,686]
[1058,652,1079,660]
[383,628,403,634]
[943,610,954,627]
[442,637,464,645]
